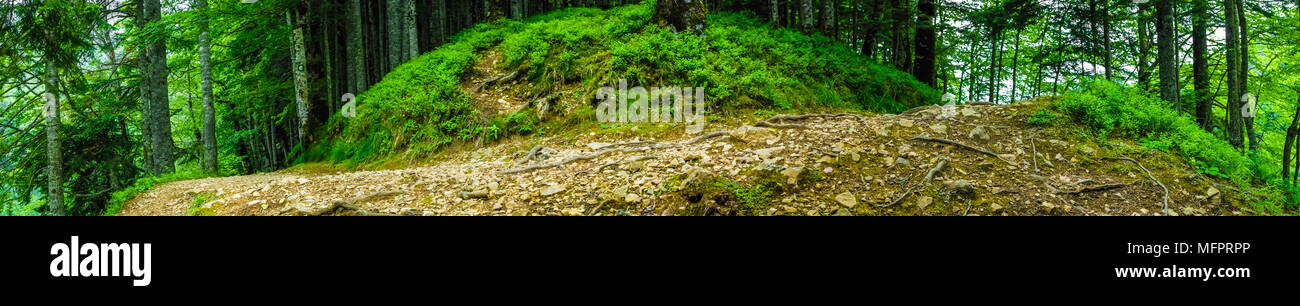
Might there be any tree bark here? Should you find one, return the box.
[800,0,816,33]
[1193,0,1211,131]
[288,8,311,147]
[44,56,64,216]
[145,0,175,174]
[1239,0,1255,150]
[912,0,936,87]
[406,0,419,60]
[1225,0,1244,148]
[821,0,836,38]
[135,1,152,177]
[1102,0,1112,81]
[197,0,217,173]
[348,0,367,94]
[387,0,405,68]
[1156,0,1178,110]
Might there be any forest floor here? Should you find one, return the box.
[118,98,1251,216]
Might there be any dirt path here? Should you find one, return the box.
[119,100,1243,216]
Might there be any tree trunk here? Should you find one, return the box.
[288,8,311,147]
[1193,0,1211,131]
[436,0,447,45]
[388,0,405,68]
[821,0,836,38]
[348,0,367,94]
[44,56,64,216]
[800,0,816,33]
[1010,27,1020,102]
[136,2,152,177]
[1239,0,1255,150]
[770,0,779,28]
[1137,4,1151,92]
[405,0,418,60]
[1225,0,1244,148]
[145,0,175,175]
[1102,0,1112,81]
[197,0,217,173]
[488,0,507,22]
[1156,0,1178,110]
[1283,97,1300,185]
[912,0,936,87]
[890,0,911,73]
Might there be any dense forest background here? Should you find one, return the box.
[3,0,1300,215]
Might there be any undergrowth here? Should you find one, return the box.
[308,2,938,165]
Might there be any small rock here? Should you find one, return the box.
[1079,145,1097,155]
[625,193,642,203]
[755,146,785,160]
[929,123,948,134]
[780,167,805,185]
[540,183,565,196]
[898,119,915,128]
[917,196,933,210]
[1206,186,1220,198]
[990,203,1004,213]
[833,207,854,216]
[729,126,779,144]
[968,126,989,141]
[894,157,911,168]
[1182,207,1195,216]
[1041,202,1059,214]
[834,192,857,208]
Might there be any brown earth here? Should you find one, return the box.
[118,98,1248,216]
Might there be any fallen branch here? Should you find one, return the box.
[878,187,914,208]
[1104,156,1170,216]
[963,200,972,216]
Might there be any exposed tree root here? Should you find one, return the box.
[879,188,913,208]
[923,159,947,185]
[754,121,806,129]
[576,155,657,175]
[1030,138,1039,172]
[753,113,863,129]
[294,190,406,216]
[1104,156,1170,215]
[909,136,1006,162]
[459,190,489,199]
[1064,182,1132,194]
[512,145,552,166]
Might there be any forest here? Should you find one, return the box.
[2,0,1299,216]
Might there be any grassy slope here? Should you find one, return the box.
[306,3,939,166]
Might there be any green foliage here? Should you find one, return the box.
[313,2,938,165]
[1057,82,1246,180]
[1026,110,1058,126]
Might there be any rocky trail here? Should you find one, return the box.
[118,99,1243,216]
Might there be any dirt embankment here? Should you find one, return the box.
[119,98,1246,216]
